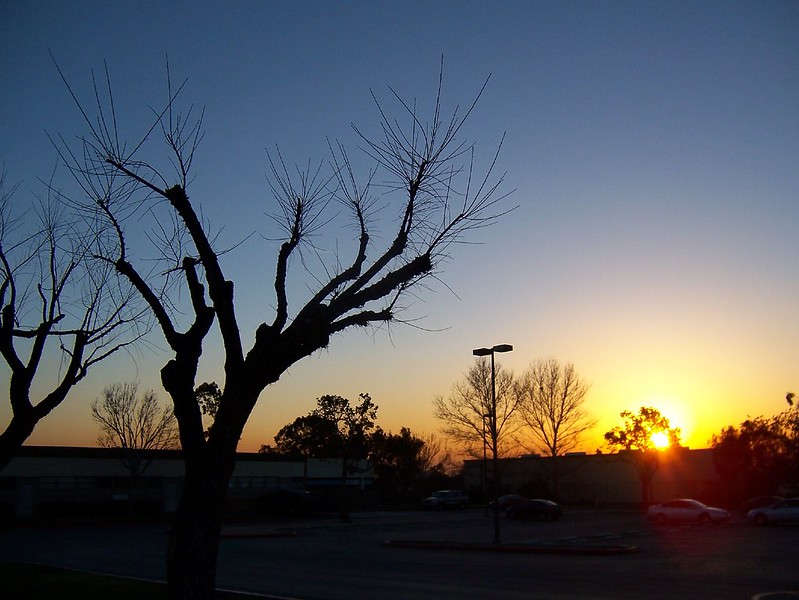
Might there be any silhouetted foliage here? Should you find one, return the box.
[269,394,377,460]
[264,406,444,504]
[265,413,341,457]
[778,405,799,489]
[194,381,221,438]
[712,404,799,503]
[195,382,221,419]
[53,60,510,599]
[604,406,681,506]
[369,427,428,502]
[267,393,377,521]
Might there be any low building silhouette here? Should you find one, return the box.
[1,446,375,518]
[463,447,721,506]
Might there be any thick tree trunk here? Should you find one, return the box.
[0,413,36,472]
[166,451,233,600]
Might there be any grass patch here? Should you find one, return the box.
[0,563,251,599]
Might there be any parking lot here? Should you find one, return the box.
[2,507,797,599]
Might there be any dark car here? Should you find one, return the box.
[506,499,562,520]
[488,494,527,512]
[257,488,315,516]
[422,490,469,510]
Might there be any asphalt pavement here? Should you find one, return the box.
[2,508,798,599]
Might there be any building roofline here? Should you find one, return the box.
[17,446,301,462]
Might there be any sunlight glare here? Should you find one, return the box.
[651,431,670,449]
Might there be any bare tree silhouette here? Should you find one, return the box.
[434,359,519,460]
[91,381,179,513]
[54,61,512,599]
[516,358,596,498]
[0,169,147,471]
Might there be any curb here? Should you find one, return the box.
[383,539,639,555]
[221,529,298,539]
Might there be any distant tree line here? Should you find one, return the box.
[711,395,799,504]
[260,394,453,514]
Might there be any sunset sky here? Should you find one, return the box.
[1,1,797,455]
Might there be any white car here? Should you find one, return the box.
[747,498,799,526]
[647,499,729,525]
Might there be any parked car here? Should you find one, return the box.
[741,496,784,513]
[422,490,469,510]
[506,499,562,520]
[747,498,799,525]
[488,494,527,512]
[256,488,315,516]
[647,499,729,525]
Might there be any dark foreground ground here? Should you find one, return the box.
[2,508,797,599]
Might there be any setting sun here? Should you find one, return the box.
[651,431,670,449]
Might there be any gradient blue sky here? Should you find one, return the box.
[2,1,797,453]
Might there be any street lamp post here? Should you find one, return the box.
[472,343,513,544]
[481,412,490,514]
